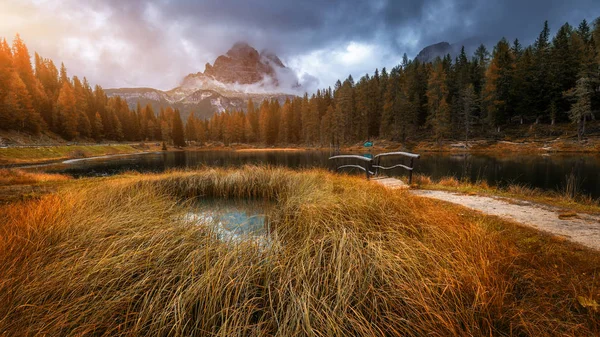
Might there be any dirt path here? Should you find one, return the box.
[412,190,600,250]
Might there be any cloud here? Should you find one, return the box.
[287,41,397,91]
[0,0,598,92]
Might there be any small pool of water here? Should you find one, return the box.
[185,199,274,243]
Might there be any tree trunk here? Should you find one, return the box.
[551,117,555,126]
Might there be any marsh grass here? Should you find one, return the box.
[0,166,599,336]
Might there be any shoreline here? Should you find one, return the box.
[1,138,598,167]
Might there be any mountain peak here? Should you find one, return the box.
[184,42,298,92]
[226,42,260,60]
[415,41,454,63]
[107,42,297,122]
[260,49,285,68]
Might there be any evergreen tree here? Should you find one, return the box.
[278,99,291,144]
[369,68,382,137]
[55,81,78,140]
[268,100,281,144]
[577,19,591,44]
[0,38,14,129]
[244,112,256,143]
[77,109,91,138]
[483,38,514,130]
[300,94,313,144]
[11,34,46,131]
[511,39,523,59]
[564,76,593,141]
[354,75,370,141]
[512,47,537,124]
[185,112,198,142]
[460,84,477,145]
[549,23,578,123]
[320,104,334,145]
[258,100,270,144]
[4,72,42,132]
[334,79,354,144]
[532,21,552,122]
[426,62,451,142]
[94,112,104,140]
[143,104,157,141]
[73,76,91,137]
[59,63,69,86]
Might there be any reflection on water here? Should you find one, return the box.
[416,153,600,198]
[185,199,273,243]
[38,150,600,198]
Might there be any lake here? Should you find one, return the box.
[37,149,600,198]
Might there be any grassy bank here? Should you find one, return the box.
[0,144,152,166]
[341,137,600,154]
[0,169,70,186]
[0,167,598,336]
[412,174,600,214]
[0,169,72,204]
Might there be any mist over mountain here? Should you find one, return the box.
[106,42,297,120]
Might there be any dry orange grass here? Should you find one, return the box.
[0,169,70,186]
[438,176,460,187]
[0,166,598,336]
[411,173,432,186]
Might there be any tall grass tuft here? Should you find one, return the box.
[0,166,598,336]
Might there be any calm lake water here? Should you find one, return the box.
[38,150,600,198]
[185,199,273,243]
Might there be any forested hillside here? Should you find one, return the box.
[2,18,600,146]
[203,19,600,146]
[0,35,186,146]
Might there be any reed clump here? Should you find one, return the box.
[0,166,598,336]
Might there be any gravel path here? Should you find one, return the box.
[412,190,600,250]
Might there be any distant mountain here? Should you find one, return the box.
[187,42,291,86]
[106,42,298,120]
[415,42,457,63]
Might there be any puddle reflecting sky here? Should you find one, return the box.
[185,199,274,243]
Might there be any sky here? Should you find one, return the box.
[1,0,599,93]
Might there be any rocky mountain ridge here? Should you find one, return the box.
[106,42,298,121]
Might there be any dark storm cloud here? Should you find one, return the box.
[1,0,599,90]
[131,0,600,57]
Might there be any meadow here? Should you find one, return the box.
[0,166,598,336]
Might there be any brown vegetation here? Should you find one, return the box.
[0,167,598,336]
[0,169,69,186]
